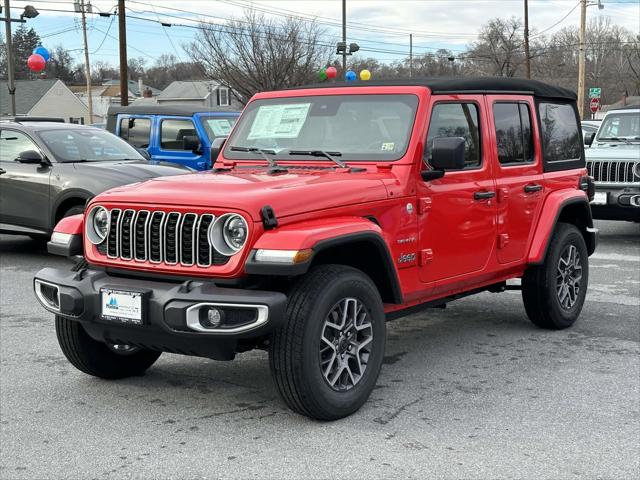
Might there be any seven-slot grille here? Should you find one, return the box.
[586,160,640,184]
[103,209,229,266]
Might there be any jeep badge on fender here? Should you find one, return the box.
[34,78,598,421]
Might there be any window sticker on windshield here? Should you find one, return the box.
[381,142,395,151]
[247,103,311,140]
[207,119,234,137]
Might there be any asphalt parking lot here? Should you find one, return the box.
[1,220,638,480]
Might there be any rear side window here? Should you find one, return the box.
[538,102,581,164]
[119,117,150,148]
[493,103,533,165]
[425,103,481,169]
[160,119,197,151]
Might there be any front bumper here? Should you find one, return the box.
[33,267,287,360]
[590,185,640,221]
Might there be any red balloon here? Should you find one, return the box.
[326,66,337,79]
[27,54,46,73]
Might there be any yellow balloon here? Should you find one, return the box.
[360,69,371,81]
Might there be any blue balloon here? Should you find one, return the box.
[345,70,357,81]
[33,46,49,62]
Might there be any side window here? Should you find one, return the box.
[425,103,481,169]
[493,103,534,165]
[160,119,197,151]
[0,130,39,162]
[217,87,230,107]
[119,117,151,148]
[538,102,581,162]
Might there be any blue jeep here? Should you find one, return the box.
[106,105,240,170]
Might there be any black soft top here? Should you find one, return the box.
[290,77,576,101]
[106,104,240,117]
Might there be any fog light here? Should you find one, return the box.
[200,307,223,329]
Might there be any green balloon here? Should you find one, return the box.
[318,68,327,81]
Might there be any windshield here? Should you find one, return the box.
[223,94,419,162]
[201,116,237,141]
[37,128,144,162]
[596,112,640,141]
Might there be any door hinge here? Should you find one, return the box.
[497,188,509,203]
[420,248,434,265]
[418,197,432,214]
[498,233,509,249]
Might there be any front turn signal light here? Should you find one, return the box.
[254,249,313,264]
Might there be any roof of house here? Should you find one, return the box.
[158,81,223,100]
[601,96,640,112]
[290,77,577,100]
[102,79,160,96]
[0,79,60,115]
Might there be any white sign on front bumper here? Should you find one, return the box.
[591,192,607,205]
[101,289,143,324]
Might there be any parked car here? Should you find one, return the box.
[585,106,640,222]
[35,78,598,421]
[106,105,240,171]
[0,121,190,240]
[581,120,601,144]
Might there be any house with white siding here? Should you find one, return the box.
[0,79,90,124]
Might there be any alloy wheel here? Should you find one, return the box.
[556,244,583,310]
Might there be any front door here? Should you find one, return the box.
[486,96,545,264]
[0,129,51,232]
[417,97,497,288]
[152,117,208,170]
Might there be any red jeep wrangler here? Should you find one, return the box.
[34,78,598,420]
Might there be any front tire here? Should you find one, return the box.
[269,265,386,421]
[55,316,161,379]
[522,223,589,329]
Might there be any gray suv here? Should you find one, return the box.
[585,106,640,222]
[0,120,190,239]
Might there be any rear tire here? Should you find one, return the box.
[522,222,589,329]
[62,205,84,218]
[55,316,161,379]
[269,265,386,421]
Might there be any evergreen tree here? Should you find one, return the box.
[12,25,42,80]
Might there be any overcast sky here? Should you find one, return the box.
[5,0,640,67]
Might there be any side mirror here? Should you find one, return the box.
[431,137,466,171]
[585,132,596,147]
[182,135,201,154]
[16,150,46,165]
[135,147,151,161]
[210,137,227,163]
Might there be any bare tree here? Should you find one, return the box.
[467,18,525,77]
[186,10,332,104]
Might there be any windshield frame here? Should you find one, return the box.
[35,127,145,163]
[222,92,420,163]
[596,112,640,142]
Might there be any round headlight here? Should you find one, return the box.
[210,213,248,255]
[86,206,110,245]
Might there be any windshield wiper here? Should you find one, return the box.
[229,146,288,173]
[288,150,348,169]
[598,137,631,144]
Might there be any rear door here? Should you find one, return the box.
[417,96,497,287]
[116,115,152,152]
[0,129,52,231]
[487,96,545,264]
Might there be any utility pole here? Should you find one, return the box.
[79,0,93,123]
[3,0,17,115]
[577,0,587,119]
[118,0,128,106]
[524,0,531,79]
[409,33,413,78]
[341,0,346,73]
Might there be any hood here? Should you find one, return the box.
[96,166,394,220]
[585,143,640,161]
[73,160,191,181]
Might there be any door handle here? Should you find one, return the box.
[474,190,496,200]
[0,168,5,175]
[524,183,543,193]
